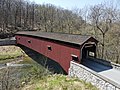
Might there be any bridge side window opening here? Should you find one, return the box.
[16,36,20,40]
[47,45,52,51]
[71,54,78,61]
[28,40,31,43]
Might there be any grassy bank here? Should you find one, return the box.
[0,46,98,90]
[18,54,98,90]
[22,74,98,90]
[0,56,98,90]
[0,46,22,63]
[20,56,98,90]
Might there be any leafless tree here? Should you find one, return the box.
[0,67,21,90]
[89,3,115,59]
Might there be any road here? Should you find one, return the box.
[82,58,120,86]
[0,37,16,46]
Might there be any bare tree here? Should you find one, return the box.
[89,3,115,59]
[0,67,21,90]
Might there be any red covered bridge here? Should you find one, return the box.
[15,31,98,73]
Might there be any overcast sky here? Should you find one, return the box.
[29,0,118,9]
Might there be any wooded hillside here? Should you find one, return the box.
[0,0,119,63]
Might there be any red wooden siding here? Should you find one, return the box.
[16,35,80,73]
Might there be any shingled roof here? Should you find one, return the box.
[16,31,98,45]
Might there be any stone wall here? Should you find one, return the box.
[68,61,120,90]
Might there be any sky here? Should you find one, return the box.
[29,0,118,9]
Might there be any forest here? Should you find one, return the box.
[0,0,120,63]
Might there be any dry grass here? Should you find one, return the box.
[0,46,22,55]
[22,74,98,90]
[0,46,23,63]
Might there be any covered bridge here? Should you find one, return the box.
[15,31,98,73]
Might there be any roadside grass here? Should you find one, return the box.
[22,74,98,90]
[19,56,98,90]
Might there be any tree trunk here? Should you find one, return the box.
[102,33,105,59]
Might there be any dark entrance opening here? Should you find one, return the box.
[81,43,113,72]
[81,43,96,60]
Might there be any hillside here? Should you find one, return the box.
[0,46,98,90]
[0,46,22,63]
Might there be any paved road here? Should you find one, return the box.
[82,58,120,85]
[0,37,16,46]
[99,68,120,85]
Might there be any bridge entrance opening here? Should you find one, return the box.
[81,43,96,60]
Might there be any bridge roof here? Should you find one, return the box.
[16,31,98,46]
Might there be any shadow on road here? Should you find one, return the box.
[81,58,113,72]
